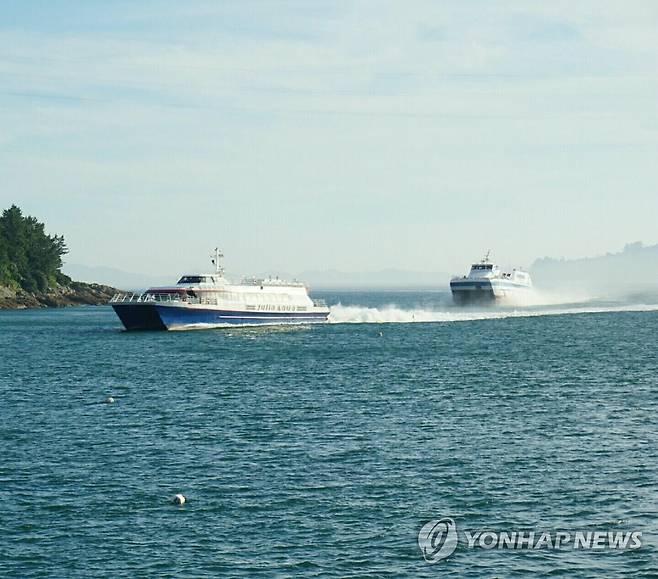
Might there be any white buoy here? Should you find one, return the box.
[105,396,116,404]
[378,331,383,337]
[172,493,186,505]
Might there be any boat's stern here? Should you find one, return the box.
[310,298,330,322]
[450,278,497,304]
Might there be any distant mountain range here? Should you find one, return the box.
[62,264,171,290]
[531,242,658,290]
[66,242,658,291]
[63,263,451,290]
[299,269,450,289]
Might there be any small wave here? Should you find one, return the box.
[168,323,236,331]
[168,322,311,333]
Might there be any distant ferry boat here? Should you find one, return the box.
[110,249,330,330]
[450,252,532,304]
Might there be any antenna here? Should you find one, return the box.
[482,250,491,263]
[211,247,224,276]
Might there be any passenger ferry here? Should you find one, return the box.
[110,249,330,330]
[450,252,533,304]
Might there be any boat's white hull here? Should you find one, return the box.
[112,302,330,331]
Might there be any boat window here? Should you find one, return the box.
[178,276,203,284]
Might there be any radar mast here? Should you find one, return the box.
[211,247,225,276]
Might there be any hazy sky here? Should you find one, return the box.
[1,1,656,276]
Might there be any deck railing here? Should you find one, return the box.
[110,292,207,305]
[111,292,329,309]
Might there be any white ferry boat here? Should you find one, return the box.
[110,249,330,330]
[450,252,532,304]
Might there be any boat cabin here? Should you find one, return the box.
[468,262,501,279]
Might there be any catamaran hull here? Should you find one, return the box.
[112,304,167,331]
[112,303,329,331]
[450,279,531,305]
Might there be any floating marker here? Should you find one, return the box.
[172,493,186,505]
[105,396,116,404]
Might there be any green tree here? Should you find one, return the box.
[0,205,69,293]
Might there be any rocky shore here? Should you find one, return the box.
[0,281,120,309]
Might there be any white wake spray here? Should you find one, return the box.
[500,288,596,307]
[328,302,658,325]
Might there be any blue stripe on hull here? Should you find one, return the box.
[155,305,328,329]
[450,281,530,290]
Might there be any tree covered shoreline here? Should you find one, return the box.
[0,205,117,308]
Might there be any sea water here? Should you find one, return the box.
[0,291,656,577]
